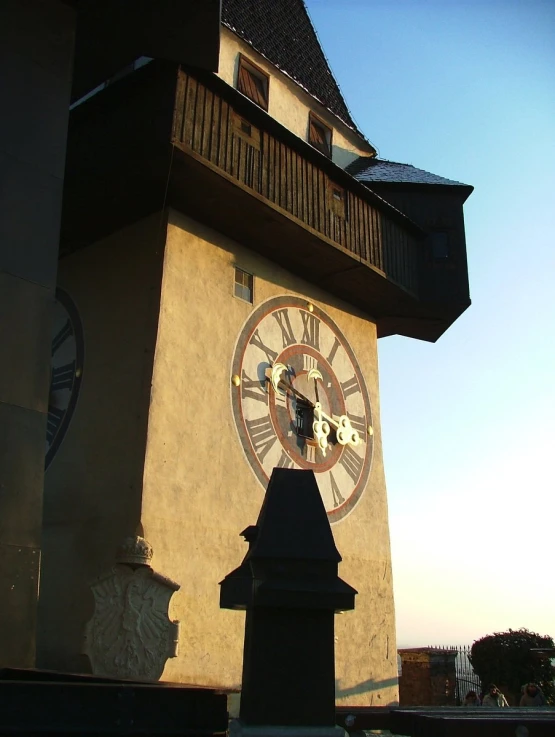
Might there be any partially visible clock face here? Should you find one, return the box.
[231,296,373,523]
[45,288,84,470]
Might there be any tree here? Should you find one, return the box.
[469,628,555,705]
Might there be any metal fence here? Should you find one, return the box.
[430,645,481,704]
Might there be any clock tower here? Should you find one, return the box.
[37,0,472,707]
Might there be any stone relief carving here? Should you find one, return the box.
[83,536,180,681]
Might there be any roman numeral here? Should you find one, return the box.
[305,443,316,464]
[347,412,366,438]
[339,445,364,483]
[340,375,360,399]
[277,451,294,469]
[300,312,320,350]
[245,415,277,463]
[303,354,318,372]
[272,309,296,348]
[46,405,65,444]
[51,319,73,355]
[249,329,278,364]
[329,472,345,508]
[241,370,268,404]
[51,361,75,392]
[326,337,340,366]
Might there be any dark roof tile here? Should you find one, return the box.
[221,0,360,133]
[347,157,470,187]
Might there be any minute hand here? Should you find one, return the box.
[313,402,361,447]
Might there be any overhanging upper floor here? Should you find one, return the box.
[62,61,472,342]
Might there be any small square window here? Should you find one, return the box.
[234,267,253,303]
[232,112,261,149]
[328,183,347,219]
[309,113,332,158]
[237,55,269,111]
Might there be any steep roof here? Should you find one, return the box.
[221,0,360,134]
[347,157,471,188]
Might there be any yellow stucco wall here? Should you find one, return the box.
[38,213,165,671]
[217,27,374,170]
[141,209,398,706]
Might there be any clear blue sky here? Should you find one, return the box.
[305,0,555,646]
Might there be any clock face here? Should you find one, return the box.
[231,296,373,522]
[45,288,84,470]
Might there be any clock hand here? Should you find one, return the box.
[312,403,331,456]
[278,380,314,406]
[266,364,360,451]
[268,363,288,393]
[266,364,315,406]
[307,367,322,406]
[335,414,362,447]
[282,367,323,406]
[313,402,361,448]
[284,367,326,407]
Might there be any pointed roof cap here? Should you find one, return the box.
[222,0,360,134]
[251,469,342,561]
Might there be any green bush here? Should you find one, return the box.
[469,628,555,705]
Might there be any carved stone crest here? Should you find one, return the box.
[83,536,180,681]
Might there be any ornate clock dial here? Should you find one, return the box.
[231,296,373,522]
[45,288,84,470]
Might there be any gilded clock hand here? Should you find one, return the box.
[307,367,322,406]
[312,402,331,456]
[334,415,362,447]
[269,363,288,393]
[313,402,361,449]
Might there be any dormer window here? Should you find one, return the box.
[309,113,332,158]
[237,55,269,111]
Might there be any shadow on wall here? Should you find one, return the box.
[227,679,399,718]
[332,144,363,170]
[336,675,400,705]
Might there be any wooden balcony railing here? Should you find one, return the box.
[172,70,422,298]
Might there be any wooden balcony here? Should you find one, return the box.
[169,68,470,341]
[62,62,471,341]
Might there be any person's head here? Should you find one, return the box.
[526,683,538,695]
[488,683,498,695]
[465,690,477,701]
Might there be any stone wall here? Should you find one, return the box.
[398,648,457,706]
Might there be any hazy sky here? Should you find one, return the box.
[305,0,555,646]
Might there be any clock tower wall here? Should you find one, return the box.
[38,213,166,671]
[140,208,398,705]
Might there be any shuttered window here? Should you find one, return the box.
[309,113,332,158]
[237,56,269,111]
